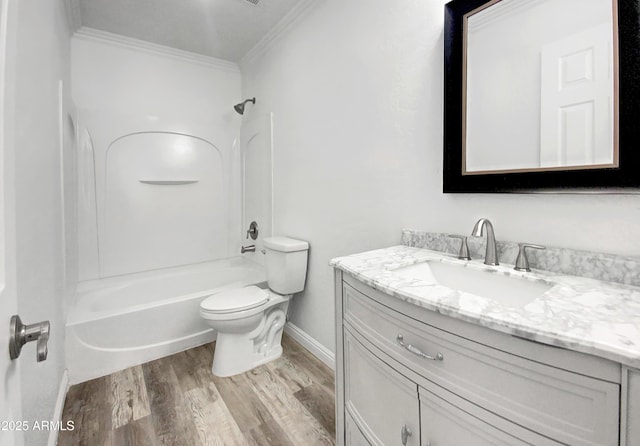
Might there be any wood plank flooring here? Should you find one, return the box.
[58,335,335,446]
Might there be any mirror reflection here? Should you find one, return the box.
[464,0,617,174]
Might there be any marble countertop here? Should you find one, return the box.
[330,245,640,369]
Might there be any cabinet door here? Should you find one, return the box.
[345,412,371,446]
[419,385,562,446]
[344,328,419,446]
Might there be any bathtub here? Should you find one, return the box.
[66,256,266,384]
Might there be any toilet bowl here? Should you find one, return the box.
[200,236,309,377]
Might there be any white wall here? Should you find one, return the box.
[7,0,72,444]
[72,32,241,124]
[241,0,640,354]
[71,34,243,279]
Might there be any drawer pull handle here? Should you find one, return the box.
[396,334,444,361]
[401,424,412,445]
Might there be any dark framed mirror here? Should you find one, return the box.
[444,0,640,192]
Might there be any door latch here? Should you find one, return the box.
[9,315,50,362]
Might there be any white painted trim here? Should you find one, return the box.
[73,27,240,72]
[58,81,67,290]
[47,370,69,446]
[284,321,335,370]
[240,0,318,68]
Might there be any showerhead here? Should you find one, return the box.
[234,97,256,115]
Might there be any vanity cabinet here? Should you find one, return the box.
[344,330,420,445]
[334,270,630,446]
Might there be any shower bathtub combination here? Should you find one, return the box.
[66,110,272,383]
[66,257,265,383]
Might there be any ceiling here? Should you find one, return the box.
[76,0,303,62]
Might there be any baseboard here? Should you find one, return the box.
[47,369,69,446]
[284,322,335,370]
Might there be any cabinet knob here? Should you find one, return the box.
[401,424,412,445]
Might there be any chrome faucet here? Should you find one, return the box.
[241,244,256,254]
[471,218,499,266]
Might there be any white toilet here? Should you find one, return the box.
[200,236,309,377]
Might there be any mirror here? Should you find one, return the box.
[465,0,617,174]
[444,0,640,192]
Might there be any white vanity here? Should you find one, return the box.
[331,245,640,446]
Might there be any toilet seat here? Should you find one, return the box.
[201,286,269,314]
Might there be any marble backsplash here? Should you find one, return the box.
[402,229,640,288]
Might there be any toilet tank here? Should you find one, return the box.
[264,236,309,295]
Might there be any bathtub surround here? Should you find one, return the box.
[71,31,243,281]
[241,0,640,359]
[331,245,640,368]
[402,230,640,287]
[240,112,274,268]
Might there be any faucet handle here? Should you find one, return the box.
[448,235,471,260]
[514,243,545,272]
[246,221,259,240]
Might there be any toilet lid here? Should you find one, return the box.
[201,286,269,314]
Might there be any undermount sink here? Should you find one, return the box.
[391,261,553,308]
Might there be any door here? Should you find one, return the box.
[540,23,614,167]
[0,0,24,444]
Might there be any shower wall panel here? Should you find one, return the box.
[102,132,227,276]
[241,113,274,266]
[71,33,242,279]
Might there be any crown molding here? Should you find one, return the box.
[240,0,319,68]
[63,0,83,33]
[468,0,554,33]
[74,27,240,72]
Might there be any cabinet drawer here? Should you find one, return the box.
[343,283,620,446]
[344,328,419,446]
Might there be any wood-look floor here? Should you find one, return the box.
[58,335,335,446]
